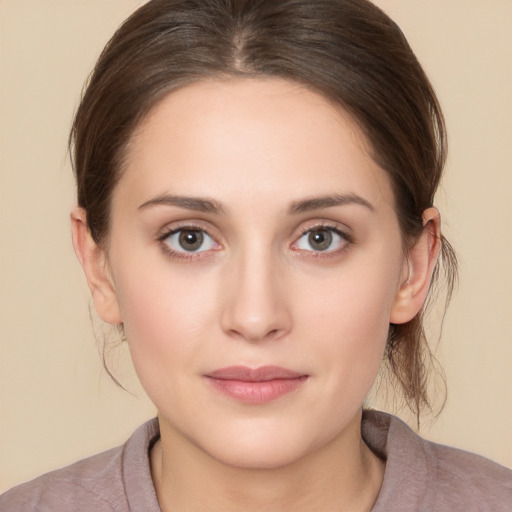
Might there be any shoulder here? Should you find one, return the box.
[0,419,160,512]
[363,410,512,512]
[427,438,512,510]
[0,447,125,512]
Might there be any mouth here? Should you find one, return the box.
[204,365,309,404]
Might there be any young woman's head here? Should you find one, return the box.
[70,0,457,459]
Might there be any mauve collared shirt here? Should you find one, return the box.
[1,410,511,511]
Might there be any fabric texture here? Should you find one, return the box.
[1,410,510,511]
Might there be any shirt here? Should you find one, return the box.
[1,410,511,511]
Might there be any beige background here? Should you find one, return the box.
[1,0,511,492]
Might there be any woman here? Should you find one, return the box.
[1,0,510,510]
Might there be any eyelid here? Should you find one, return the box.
[290,221,353,255]
[156,218,214,239]
[156,221,222,261]
[295,220,352,241]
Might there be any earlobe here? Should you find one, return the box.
[70,207,122,325]
[390,207,441,324]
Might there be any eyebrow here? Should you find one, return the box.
[138,192,374,215]
[138,194,226,214]
[288,194,375,214]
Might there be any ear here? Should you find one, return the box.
[70,207,122,325]
[390,207,441,324]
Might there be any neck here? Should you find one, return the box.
[151,412,385,512]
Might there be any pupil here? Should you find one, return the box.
[309,230,332,251]
[179,230,203,251]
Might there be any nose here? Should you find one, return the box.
[220,247,292,343]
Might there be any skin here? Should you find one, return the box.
[72,78,440,511]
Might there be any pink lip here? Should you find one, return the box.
[205,366,308,404]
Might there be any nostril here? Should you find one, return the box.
[219,269,292,342]
[256,328,285,343]
[225,326,286,343]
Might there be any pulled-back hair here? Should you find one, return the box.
[70,0,457,419]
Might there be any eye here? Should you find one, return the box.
[163,229,217,253]
[294,227,348,253]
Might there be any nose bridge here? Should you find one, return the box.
[220,240,290,342]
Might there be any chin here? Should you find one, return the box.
[208,438,311,471]
[190,416,339,471]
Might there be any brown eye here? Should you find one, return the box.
[295,226,348,253]
[163,229,216,254]
[307,229,333,251]
[178,230,204,251]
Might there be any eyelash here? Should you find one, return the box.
[156,222,352,262]
[292,223,352,259]
[156,223,217,261]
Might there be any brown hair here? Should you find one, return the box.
[70,0,457,418]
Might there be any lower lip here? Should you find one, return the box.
[205,376,308,404]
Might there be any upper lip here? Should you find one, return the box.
[206,365,306,382]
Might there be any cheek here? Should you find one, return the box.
[300,254,399,332]
[111,258,219,382]
[318,288,390,374]
[296,254,401,382]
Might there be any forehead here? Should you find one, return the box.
[118,77,395,211]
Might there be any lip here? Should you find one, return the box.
[204,365,308,404]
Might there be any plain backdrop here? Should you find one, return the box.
[1,0,511,492]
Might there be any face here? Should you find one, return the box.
[102,78,410,468]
